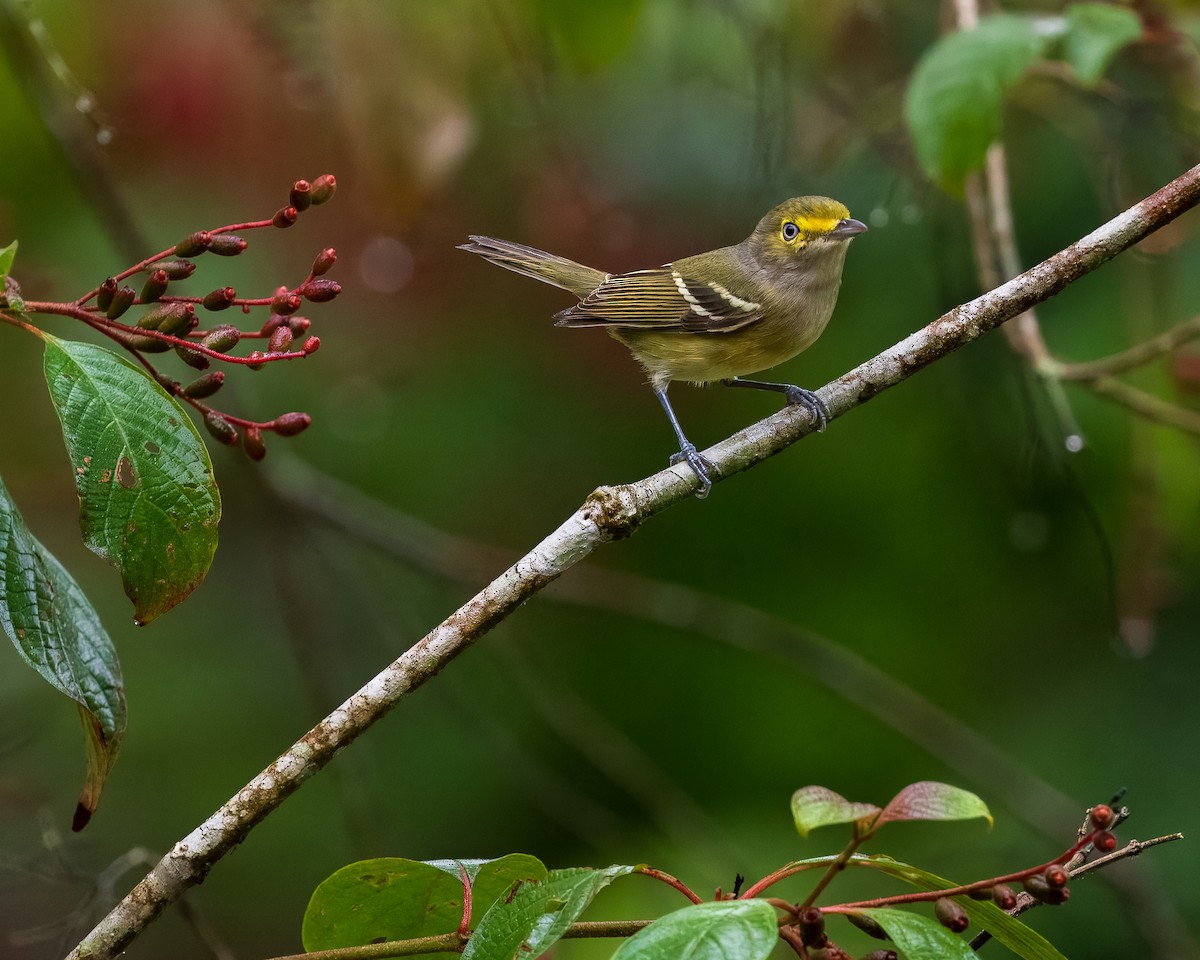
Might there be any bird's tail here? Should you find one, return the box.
[458,236,606,300]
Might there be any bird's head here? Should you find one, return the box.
[749,196,868,268]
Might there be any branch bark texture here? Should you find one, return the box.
[67,163,1200,960]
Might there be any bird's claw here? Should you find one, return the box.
[783,385,829,432]
[669,443,715,499]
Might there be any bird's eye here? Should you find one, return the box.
[781,222,800,241]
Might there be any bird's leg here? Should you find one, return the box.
[654,385,714,498]
[721,377,829,432]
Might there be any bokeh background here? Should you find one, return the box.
[1,1,1198,957]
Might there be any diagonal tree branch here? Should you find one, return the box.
[67,163,1200,960]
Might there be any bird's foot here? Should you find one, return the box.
[669,443,715,499]
[782,385,829,432]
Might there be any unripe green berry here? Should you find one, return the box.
[310,173,336,204]
[203,412,238,445]
[175,231,211,257]
[106,285,136,319]
[176,344,211,370]
[846,913,887,940]
[140,268,169,303]
[202,324,241,353]
[96,277,117,311]
[181,371,225,399]
[155,258,197,280]
[933,898,969,933]
[202,286,237,311]
[209,234,247,256]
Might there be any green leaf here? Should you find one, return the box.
[854,907,975,960]
[41,335,221,624]
[0,240,16,282]
[856,855,1068,960]
[878,781,993,828]
[1061,3,1142,86]
[0,471,125,829]
[610,899,778,960]
[302,854,547,952]
[791,785,881,837]
[905,14,1051,193]
[463,864,634,960]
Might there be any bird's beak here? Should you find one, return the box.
[831,218,869,239]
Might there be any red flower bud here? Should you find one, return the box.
[202,324,241,353]
[991,884,1016,910]
[96,277,118,311]
[290,179,312,212]
[1023,875,1069,905]
[140,268,170,304]
[1044,864,1069,888]
[209,234,248,256]
[933,898,969,933]
[797,907,825,947]
[154,373,180,395]
[181,371,226,399]
[247,350,267,370]
[302,335,320,355]
[272,205,298,229]
[310,174,337,205]
[202,286,237,311]
[1093,830,1117,852]
[311,247,337,276]
[106,285,136,319]
[271,411,311,436]
[175,231,212,257]
[1089,804,1115,830]
[270,287,302,315]
[203,412,238,445]
[288,316,311,335]
[243,426,267,461]
[268,325,293,353]
[299,278,340,303]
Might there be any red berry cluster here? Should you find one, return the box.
[774,801,1124,959]
[75,175,340,460]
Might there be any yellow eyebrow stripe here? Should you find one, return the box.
[792,216,842,235]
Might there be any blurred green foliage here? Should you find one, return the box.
[1,1,1199,958]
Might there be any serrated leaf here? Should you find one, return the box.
[611,899,778,960]
[1062,3,1142,86]
[791,785,881,837]
[0,240,16,282]
[302,854,547,952]
[854,907,976,960]
[905,14,1051,193]
[0,472,125,829]
[856,855,1068,960]
[463,865,633,960]
[41,335,220,624]
[878,781,993,827]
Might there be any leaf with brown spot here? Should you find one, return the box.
[41,335,221,623]
[0,472,125,829]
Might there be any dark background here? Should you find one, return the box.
[0,2,1197,958]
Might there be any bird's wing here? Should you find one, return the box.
[553,266,763,333]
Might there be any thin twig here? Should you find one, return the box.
[263,920,654,960]
[66,163,1200,960]
[1056,315,1200,380]
[1081,376,1200,436]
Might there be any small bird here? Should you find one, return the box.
[459,197,866,497]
